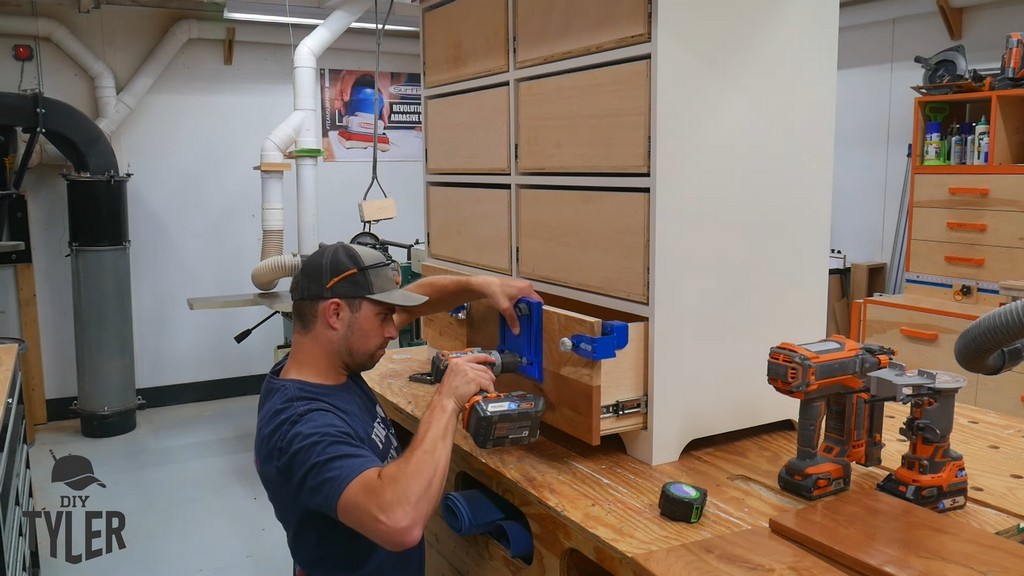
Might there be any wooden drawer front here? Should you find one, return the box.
[515,0,650,68]
[977,370,1024,418]
[422,0,508,88]
[908,239,1023,283]
[427,186,511,274]
[911,207,1024,249]
[913,174,1024,212]
[426,87,510,174]
[862,302,977,405]
[419,262,647,445]
[517,60,651,173]
[518,189,649,302]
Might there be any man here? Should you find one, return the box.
[254,241,542,576]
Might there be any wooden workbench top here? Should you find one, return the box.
[364,347,1024,573]
[0,344,16,408]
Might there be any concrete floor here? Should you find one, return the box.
[28,396,291,576]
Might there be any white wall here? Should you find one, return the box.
[0,3,423,399]
[833,0,1023,264]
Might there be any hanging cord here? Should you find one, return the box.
[31,0,44,94]
[361,0,396,232]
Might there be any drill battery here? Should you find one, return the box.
[463,391,545,449]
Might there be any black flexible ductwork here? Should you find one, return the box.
[0,91,138,438]
[953,300,1024,375]
[0,91,117,175]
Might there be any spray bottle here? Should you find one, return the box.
[923,121,944,165]
[951,123,965,164]
[975,115,990,165]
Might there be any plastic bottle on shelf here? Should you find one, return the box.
[951,123,965,165]
[923,121,944,165]
[975,115,990,164]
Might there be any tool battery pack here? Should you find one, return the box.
[464,392,545,449]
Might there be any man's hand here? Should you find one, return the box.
[480,277,544,335]
[436,354,497,415]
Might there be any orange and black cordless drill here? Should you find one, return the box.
[767,336,894,500]
[411,348,546,449]
[868,368,969,512]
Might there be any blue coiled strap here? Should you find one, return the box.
[441,489,534,562]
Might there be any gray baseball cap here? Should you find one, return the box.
[291,242,428,307]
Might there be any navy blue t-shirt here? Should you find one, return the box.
[254,359,425,576]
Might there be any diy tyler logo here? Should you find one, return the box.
[23,451,127,565]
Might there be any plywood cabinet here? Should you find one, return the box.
[514,0,651,68]
[418,0,838,465]
[853,90,1024,421]
[517,61,650,173]
[425,86,510,173]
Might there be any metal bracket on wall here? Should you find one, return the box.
[498,297,543,382]
[0,193,32,265]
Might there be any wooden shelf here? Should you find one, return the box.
[912,164,1024,174]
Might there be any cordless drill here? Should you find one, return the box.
[428,348,546,449]
[767,336,894,500]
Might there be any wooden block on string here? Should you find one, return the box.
[768,489,1024,576]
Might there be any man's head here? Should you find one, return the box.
[289,242,428,373]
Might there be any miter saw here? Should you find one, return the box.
[914,35,1024,94]
[913,45,988,93]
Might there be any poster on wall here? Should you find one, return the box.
[320,68,422,162]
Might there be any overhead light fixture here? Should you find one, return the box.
[223,0,419,30]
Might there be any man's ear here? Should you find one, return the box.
[322,299,348,330]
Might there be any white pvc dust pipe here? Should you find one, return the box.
[251,0,374,291]
[0,16,116,120]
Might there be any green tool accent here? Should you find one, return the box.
[924,103,950,122]
[398,262,426,348]
[292,148,325,158]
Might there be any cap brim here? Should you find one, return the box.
[64,475,106,491]
[366,288,429,307]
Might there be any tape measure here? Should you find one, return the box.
[658,481,708,523]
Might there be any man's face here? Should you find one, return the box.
[338,299,398,374]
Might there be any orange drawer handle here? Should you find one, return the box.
[900,327,938,341]
[946,221,988,231]
[944,255,986,266]
[948,187,990,196]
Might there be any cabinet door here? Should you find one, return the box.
[422,0,508,88]
[517,60,650,173]
[911,207,1024,249]
[913,175,1024,211]
[977,370,1024,418]
[862,302,977,405]
[427,186,511,273]
[518,189,649,302]
[426,86,510,174]
[908,240,1024,283]
[515,0,650,68]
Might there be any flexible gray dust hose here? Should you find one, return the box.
[954,299,1024,375]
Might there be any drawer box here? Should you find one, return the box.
[517,60,651,173]
[422,0,508,88]
[860,297,979,405]
[908,239,1024,283]
[518,189,649,302]
[911,207,1024,249]
[427,186,511,274]
[419,262,648,445]
[913,174,1024,212]
[977,370,1024,418]
[515,0,650,68]
[426,86,510,174]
